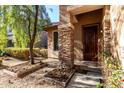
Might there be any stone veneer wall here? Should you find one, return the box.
[58,5,74,68]
[103,6,112,55]
[110,5,124,67]
[103,5,124,66]
[103,5,124,87]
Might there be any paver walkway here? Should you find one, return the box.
[66,72,103,88]
[67,60,103,88]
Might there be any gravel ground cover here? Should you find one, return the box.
[0,58,63,88]
[0,67,62,88]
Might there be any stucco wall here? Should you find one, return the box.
[48,30,58,58]
[73,9,103,60]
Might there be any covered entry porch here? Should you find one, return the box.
[44,5,107,74]
[58,5,104,68]
[46,5,107,68]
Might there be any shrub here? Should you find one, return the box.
[0,50,6,57]
[33,48,47,58]
[107,70,123,88]
[102,51,123,88]
[3,48,47,60]
[96,82,104,88]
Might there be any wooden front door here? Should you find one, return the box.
[83,25,98,61]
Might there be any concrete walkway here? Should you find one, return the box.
[66,72,103,88]
[2,57,27,67]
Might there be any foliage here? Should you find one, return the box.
[0,5,50,64]
[102,50,123,88]
[4,48,47,60]
[96,82,104,88]
[105,57,123,88]
[4,48,29,60]
[105,56,121,70]
[0,50,6,57]
[33,48,47,58]
[0,28,7,49]
[0,6,9,49]
[0,5,51,48]
[107,70,123,88]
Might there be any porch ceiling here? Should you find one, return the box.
[67,5,104,16]
[67,5,104,23]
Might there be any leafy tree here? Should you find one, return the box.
[0,6,10,49]
[0,5,50,49]
[0,5,50,64]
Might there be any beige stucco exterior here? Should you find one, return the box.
[45,24,59,58]
[48,30,58,58]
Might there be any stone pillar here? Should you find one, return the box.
[58,5,74,68]
[102,5,112,87]
[103,5,112,55]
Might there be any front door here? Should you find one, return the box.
[83,25,98,61]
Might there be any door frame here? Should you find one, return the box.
[82,23,100,61]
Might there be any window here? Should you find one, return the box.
[53,31,58,51]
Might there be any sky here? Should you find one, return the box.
[46,5,59,22]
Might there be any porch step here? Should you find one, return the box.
[74,60,102,73]
[75,65,102,73]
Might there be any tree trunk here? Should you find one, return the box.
[28,5,39,64]
[29,41,34,64]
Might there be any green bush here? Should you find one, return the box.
[96,82,104,88]
[103,52,123,88]
[33,48,47,58]
[107,70,123,88]
[3,48,47,60]
[0,50,6,57]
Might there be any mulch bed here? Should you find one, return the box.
[44,68,75,87]
[3,62,47,78]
